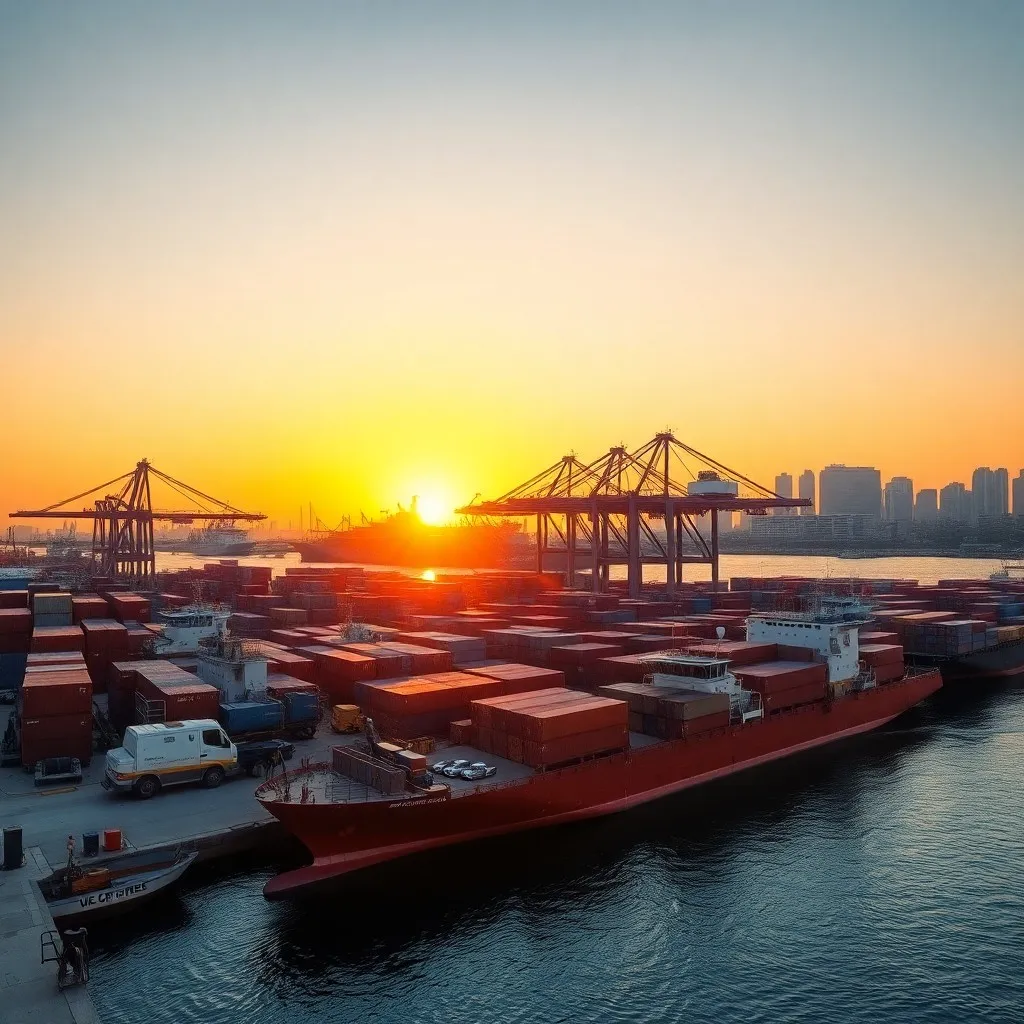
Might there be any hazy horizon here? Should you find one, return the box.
[2,2,1022,523]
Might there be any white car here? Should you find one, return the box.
[441,759,471,778]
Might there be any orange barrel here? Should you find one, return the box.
[102,828,122,852]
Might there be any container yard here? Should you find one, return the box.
[2,556,1023,1020]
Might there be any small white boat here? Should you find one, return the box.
[990,562,1024,582]
[39,846,197,921]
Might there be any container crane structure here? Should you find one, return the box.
[10,460,266,582]
[458,430,810,597]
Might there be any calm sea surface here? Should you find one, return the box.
[85,554,1023,1024]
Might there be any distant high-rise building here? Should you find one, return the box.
[798,470,815,515]
[939,482,971,523]
[970,467,1009,518]
[1012,471,1024,517]
[914,488,938,522]
[819,466,882,517]
[992,468,1009,516]
[884,477,914,522]
[774,472,794,516]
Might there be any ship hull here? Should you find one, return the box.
[261,670,941,898]
[938,639,1024,682]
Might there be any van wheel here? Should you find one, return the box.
[203,766,225,788]
[135,776,160,800]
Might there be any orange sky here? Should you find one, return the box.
[2,4,1022,526]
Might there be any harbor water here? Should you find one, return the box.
[85,668,1024,1023]
[151,550,1012,587]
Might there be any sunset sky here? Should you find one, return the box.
[2,2,1022,526]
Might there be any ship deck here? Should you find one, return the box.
[260,732,664,806]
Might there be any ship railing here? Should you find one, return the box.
[254,760,332,801]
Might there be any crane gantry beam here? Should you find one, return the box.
[459,430,810,597]
[10,459,266,581]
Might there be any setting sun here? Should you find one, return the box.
[414,493,452,526]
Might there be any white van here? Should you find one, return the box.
[103,719,238,799]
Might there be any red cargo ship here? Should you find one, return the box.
[257,607,941,898]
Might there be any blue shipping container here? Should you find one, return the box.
[219,700,284,734]
[0,652,28,691]
[283,691,319,724]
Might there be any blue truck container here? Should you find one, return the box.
[281,691,319,724]
[219,700,285,735]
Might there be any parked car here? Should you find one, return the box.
[441,759,471,778]
[460,764,497,781]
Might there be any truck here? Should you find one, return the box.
[102,719,238,799]
[218,691,322,742]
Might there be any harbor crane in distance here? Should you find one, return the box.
[9,459,266,582]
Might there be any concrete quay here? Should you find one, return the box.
[1,708,339,1024]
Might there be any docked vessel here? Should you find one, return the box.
[40,846,197,921]
[257,605,942,897]
[295,500,531,569]
[185,523,254,557]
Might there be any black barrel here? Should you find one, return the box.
[82,831,99,857]
[3,825,23,871]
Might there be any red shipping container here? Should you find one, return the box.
[671,709,731,738]
[516,697,628,743]
[684,641,778,666]
[71,595,109,623]
[462,663,566,695]
[594,654,649,684]
[20,672,92,716]
[549,643,624,668]
[0,607,33,633]
[469,687,575,730]
[266,676,318,698]
[0,590,29,609]
[30,626,85,654]
[523,724,629,767]
[20,712,92,742]
[148,683,221,722]
[733,661,828,693]
[21,715,92,764]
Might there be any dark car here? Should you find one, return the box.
[237,739,295,776]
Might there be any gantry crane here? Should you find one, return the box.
[10,460,266,582]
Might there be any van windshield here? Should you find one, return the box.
[123,731,137,756]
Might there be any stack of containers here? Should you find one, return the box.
[265,649,316,683]
[732,661,828,712]
[303,647,377,702]
[597,682,730,738]
[19,661,93,764]
[858,644,905,683]
[394,631,486,665]
[593,653,653,685]
[0,605,33,693]
[81,619,131,693]
[32,592,73,626]
[71,595,109,623]
[30,625,85,654]
[105,593,151,623]
[134,662,220,724]
[461,662,566,693]
[469,688,629,767]
[548,643,625,688]
[372,642,453,674]
[227,612,272,639]
[357,671,505,738]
